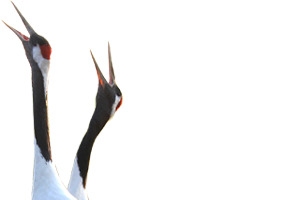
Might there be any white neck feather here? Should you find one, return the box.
[32,141,76,200]
[68,159,89,200]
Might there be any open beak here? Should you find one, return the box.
[90,43,117,87]
[90,50,108,87]
[108,42,116,85]
[2,1,36,42]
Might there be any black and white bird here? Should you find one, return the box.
[3,2,76,199]
[68,45,123,200]
[4,2,123,200]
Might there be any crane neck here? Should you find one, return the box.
[31,62,77,200]
[31,66,51,161]
[76,104,111,187]
[68,103,111,199]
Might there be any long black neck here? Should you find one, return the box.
[76,103,111,187]
[32,67,51,161]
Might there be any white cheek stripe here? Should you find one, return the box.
[111,95,121,117]
[32,45,50,96]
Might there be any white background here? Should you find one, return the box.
[0,0,287,199]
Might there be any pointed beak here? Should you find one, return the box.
[108,42,116,85]
[2,1,36,42]
[90,50,108,87]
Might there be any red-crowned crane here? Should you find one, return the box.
[68,45,123,200]
[3,2,76,199]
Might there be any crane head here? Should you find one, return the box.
[2,2,52,70]
[90,43,123,119]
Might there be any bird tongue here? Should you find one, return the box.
[15,29,29,41]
